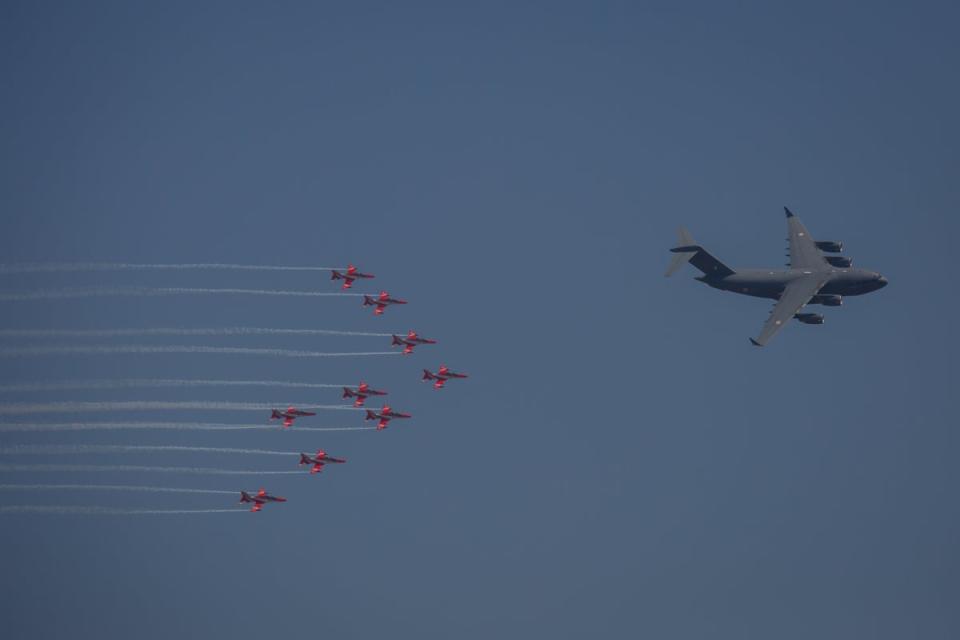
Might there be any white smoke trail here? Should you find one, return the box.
[0,505,245,515]
[0,445,293,456]
[0,263,341,274]
[0,345,399,358]
[0,327,394,338]
[0,422,376,432]
[0,287,365,301]
[0,379,350,393]
[0,401,360,415]
[0,464,302,475]
[0,484,236,495]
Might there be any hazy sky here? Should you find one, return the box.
[1,2,958,638]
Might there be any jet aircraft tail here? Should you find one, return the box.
[665,227,735,278]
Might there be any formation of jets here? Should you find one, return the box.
[240,263,470,512]
[422,365,469,389]
[391,330,436,355]
[666,207,888,346]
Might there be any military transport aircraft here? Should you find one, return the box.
[666,207,887,346]
[391,330,437,355]
[365,405,412,430]
[363,291,408,315]
[422,365,469,389]
[239,488,287,512]
[330,264,375,289]
[341,382,388,407]
[270,406,316,428]
[298,449,347,474]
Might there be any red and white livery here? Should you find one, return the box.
[298,449,347,474]
[239,488,287,512]
[330,264,375,289]
[365,405,412,430]
[269,406,316,428]
[422,365,469,389]
[363,291,407,316]
[342,381,388,407]
[391,330,437,355]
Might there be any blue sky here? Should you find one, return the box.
[1,2,958,638]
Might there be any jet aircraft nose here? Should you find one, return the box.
[877,275,888,288]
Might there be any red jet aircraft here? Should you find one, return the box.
[298,449,347,474]
[330,264,375,289]
[239,488,287,512]
[365,405,412,430]
[270,406,316,428]
[391,330,437,355]
[363,291,407,315]
[422,365,469,389]
[342,381,388,407]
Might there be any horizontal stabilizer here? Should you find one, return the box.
[665,228,697,277]
[665,227,734,278]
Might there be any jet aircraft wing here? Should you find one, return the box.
[785,207,828,269]
[750,275,826,347]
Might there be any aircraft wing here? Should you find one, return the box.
[785,207,828,269]
[750,275,826,347]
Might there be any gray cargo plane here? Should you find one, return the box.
[666,207,887,346]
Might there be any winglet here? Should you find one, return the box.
[784,207,795,218]
[749,338,764,347]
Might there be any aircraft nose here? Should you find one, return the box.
[877,275,888,288]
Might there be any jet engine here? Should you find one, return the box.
[794,313,825,324]
[810,294,842,306]
[815,240,843,253]
[825,256,853,268]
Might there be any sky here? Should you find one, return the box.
[1,1,958,638]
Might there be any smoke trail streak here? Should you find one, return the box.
[0,464,302,475]
[0,287,365,301]
[0,401,360,415]
[1,445,293,456]
[0,422,376,432]
[0,506,245,515]
[0,345,399,358]
[0,379,349,393]
[0,263,340,274]
[0,327,394,338]
[0,484,236,495]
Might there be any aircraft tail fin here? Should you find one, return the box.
[665,228,697,276]
[665,227,735,278]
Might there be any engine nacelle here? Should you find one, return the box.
[810,294,842,306]
[815,240,843,253]
[825,256,853,268]
[795,312,825,325]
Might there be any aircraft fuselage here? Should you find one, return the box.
[699,267,887,300]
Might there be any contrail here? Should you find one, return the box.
[0,345,399,358]
[0,422,376,432]
[0,287,365,301]
[0,327,394,338]
[0,445,294,456]
[0,464,303,475]
[0,379,350,393]
[0,484,236,495]
[0,401,360,415]
[0,505,245,515]
[0,263,341,274]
